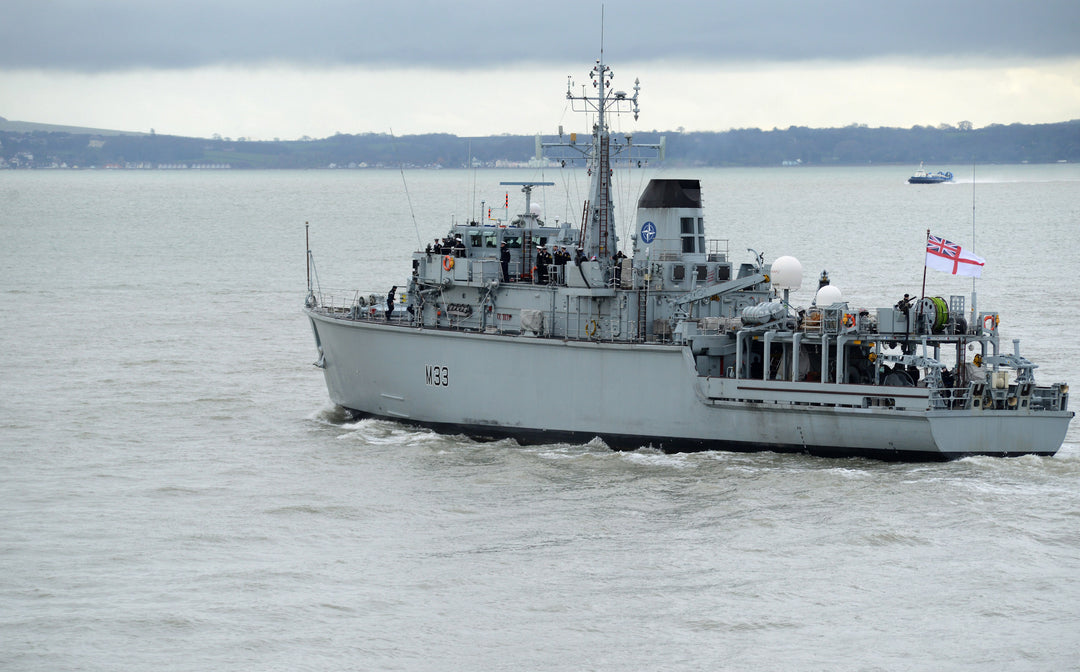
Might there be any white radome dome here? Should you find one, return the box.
[530,202,542,216]
[815,284,843,306]
[770,256,803,291]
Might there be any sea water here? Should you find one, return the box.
[2,165,1079,671]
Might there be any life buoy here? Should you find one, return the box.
[443,255,455,271]
[585,320,599,337]
[983,314,997,332]
[843,313,855,328]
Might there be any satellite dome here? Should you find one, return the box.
[815,284,843,306]
[770,256,803,291]
[530,202,542,216]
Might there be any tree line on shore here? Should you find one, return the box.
[2,120,1077,169]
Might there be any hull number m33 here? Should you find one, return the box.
[425,365,449,387]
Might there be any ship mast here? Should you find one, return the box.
[577,54,633,268]
[540,53,663,273]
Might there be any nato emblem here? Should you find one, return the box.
[640,221,657,244]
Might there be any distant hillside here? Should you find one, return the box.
[2,119,1078,168]
[0,116,147,137]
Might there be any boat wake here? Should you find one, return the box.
[306,403,356,426]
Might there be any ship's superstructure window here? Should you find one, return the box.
[697,218,706,253]
[672,265,685,281]
[681,217,697,253]
[469,231,483,248]
[695,265,708,281]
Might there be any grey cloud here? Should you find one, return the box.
[4,0,1078,72]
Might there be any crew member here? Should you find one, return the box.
[386,285,397,320]
[553,246,569,285]
[536,247,550,285]
[500,242,511,282]
[612,250,627,286]
[896,293,913,316]
[896,293,915,334]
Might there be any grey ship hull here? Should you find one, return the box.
[307,313,1070,461]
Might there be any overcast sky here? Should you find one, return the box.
[2,0,1079,139]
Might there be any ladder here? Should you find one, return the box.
[578,200,589,247]
[637,288,647,341]
[597,135,611,259]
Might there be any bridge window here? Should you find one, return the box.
[672,265,685,281]
[681,217,700,253]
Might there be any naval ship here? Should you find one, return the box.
[303,56,1072,461]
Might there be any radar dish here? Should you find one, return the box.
[770,256,803,291]
[815,285,843,306]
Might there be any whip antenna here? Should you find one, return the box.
[971,158,977,291]
[390,127,423,247]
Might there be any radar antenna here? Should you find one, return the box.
[536,41,664,270]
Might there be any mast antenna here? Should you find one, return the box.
[971,158,977,291]
[600,5,605,62]
[537,13,664,267]
[970,157,978,323]
[389,127,423,247]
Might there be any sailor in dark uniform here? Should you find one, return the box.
[553,246,568,284]
[500,242,511,282]
[896,293,913,316]
[896,293,914,335]
[386,285,397,320]
[536,246,549,285]
[612,250,627,286]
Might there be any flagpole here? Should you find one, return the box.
[920,228,929,300]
